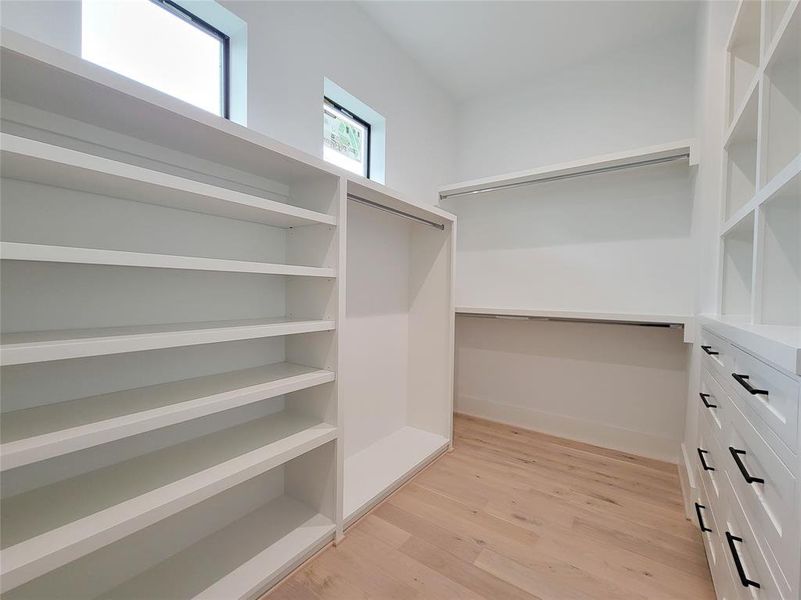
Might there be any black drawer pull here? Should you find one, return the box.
[732,373,768,395]
[725,532,760,589]
[699,393,717,408]
[697,448,715,471]
[701,345,719,356]
[694,503,712,532]
[729,447,765,484]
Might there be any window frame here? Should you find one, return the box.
[324,96,372,178]
[150,0,231,118]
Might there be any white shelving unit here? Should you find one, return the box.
[0,29,454,599]
[716,0,801,361]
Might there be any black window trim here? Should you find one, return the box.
[150,0,231,119]
[324,96,371,179]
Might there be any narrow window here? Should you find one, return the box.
[323,97,371,178]
[82,0,230,117]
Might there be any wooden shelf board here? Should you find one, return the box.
[723,74,759,148]
[343,426,449,525]
[0,242,335,278]
[0,362,335,471]
[764,0,800,70]
[0,318,336,366]
[456,306,694,342]
[347,177,454,227]
[0,411,337,593]
[98,495,334,600]
[437,139,697,199]
[699,315,801,376]
[0,134,336,228]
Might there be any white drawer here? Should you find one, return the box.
[701,328,735,381]
[719,474,789,600]
[723,399,798,594]
[695,470,720,570]
[730,345,800,451]
[697,409,728,504]
[701,367,735,439]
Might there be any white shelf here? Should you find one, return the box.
[344,427,449,524]
[698,315,801,376]
[437,139,697,199]
[98,495,334,600]
[725,0,761,125]
[0,318,336,366]
[456,306,694,342]
[0,134,336,228]
[1,362,335,471]
[347,177,454,227]
[0,242,335,278]
[0,411,337,593]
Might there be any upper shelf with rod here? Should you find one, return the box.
[437,139,698,201]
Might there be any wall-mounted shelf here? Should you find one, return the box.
[725,0,761,125]
[456,306,694,342]
[1,362,335,471]
[0,134,336,228]
[437,139,697,200]
[1,242,335,278]
[0,412,337,592]
[0,318,336,366]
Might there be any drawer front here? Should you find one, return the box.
[730,345,800,451]
[698,410,728,505]
[701,328,735,381]
[723,399,798,593]
[701,368,734,439]
[695,471,720,572]
[719,475,789,600]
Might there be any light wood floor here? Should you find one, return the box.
[267,414,715,600]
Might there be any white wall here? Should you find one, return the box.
[447,27,699,462]
[0,0,456,203]
[453,29,697,180]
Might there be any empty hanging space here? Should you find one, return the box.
[342,183,454,525]
[725,0,760,126]
[721,211,755,318]
[762,2,800,185]
[3,444,337,600]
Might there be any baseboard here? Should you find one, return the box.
[456,394,681,463]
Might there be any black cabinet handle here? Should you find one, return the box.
[725,532,760,588]
[701,345,719,356]
[694,503,712,532]
[732,373,768,395]
[729,447,765,484]
[697,448,715,471]
[699,393,717,408]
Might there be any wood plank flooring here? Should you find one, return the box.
[267,414,715,600]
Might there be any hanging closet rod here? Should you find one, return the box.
[347,193,446,230]
[439,153,690,199]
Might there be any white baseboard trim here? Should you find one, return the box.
[456,394,681,463]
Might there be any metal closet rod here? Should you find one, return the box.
[347,193,445,230]
[439,153,690,199]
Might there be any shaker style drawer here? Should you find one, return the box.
[719,476,789,600]
[700,328,734,381]
[723,400,798,594]
[701,368,733,438]
[697,414,727,504]
[729,345,800,451]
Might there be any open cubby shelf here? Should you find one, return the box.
[716,0,801,355]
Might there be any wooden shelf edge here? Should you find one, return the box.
[0,242,336,278]
[0,419,338,593]
[0,364,336,471]
[723,74,759,148]
[0,134,337,228]
[0,318,337,366]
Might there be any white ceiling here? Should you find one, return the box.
[357,1,699,100]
